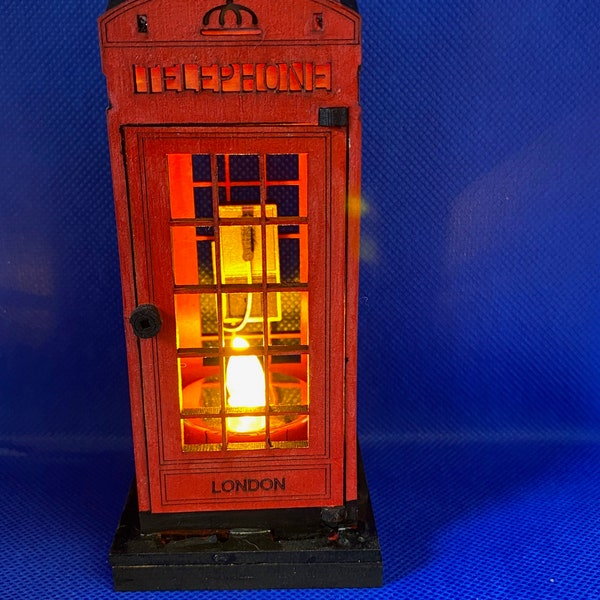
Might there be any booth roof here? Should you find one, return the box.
[106,0,359,14]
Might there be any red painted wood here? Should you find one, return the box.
[99,0,361,514]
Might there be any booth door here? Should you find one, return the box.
[123,126,348,513]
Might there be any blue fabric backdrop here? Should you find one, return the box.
[1,0,599,598]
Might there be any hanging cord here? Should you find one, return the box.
[223,224,254,333]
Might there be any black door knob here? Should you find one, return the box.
[129,304,162,339]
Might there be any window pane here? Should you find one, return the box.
[221,292,266,338]
[269,416,308,446]
[266,153,306,217]
[194,187,213,218]
[270,291,308,343]
[268,185,299,217]
[168,154,195,219]
[228,185,261,204]
[174,294,219,349]
[192,154,212,182]
[268,357,308,447]
[228,154,260,181]
[217,154,260,183]
[266,154,299,181]
[278,224,307,284]
[171,227,199,286]
[171,226,215,286]
[197,236,215,284]
[180,357,223,450]
[217,224,264,285]
[179,357,221,410]
[269,357,308,406]
[183,418,223,449]
[217,206,280,286]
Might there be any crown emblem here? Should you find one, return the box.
[201,0,261,36]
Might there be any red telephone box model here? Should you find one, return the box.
[100,0,380,590]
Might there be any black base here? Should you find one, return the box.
[109,460,382,590]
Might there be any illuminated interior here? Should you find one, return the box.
[169,152,310,451]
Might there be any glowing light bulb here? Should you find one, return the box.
[225,337,266,433]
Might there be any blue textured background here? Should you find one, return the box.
[1,0,600,598]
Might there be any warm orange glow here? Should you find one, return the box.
[225,337,266,433]
[169,152,311,450]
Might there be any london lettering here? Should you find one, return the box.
[133,62,331,94]
[211,476,287,494]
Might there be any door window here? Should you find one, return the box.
[168,153,310,451]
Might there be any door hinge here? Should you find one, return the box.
[319,107,348,127]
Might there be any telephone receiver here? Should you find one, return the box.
[213,204,282,331]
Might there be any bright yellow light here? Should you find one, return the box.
[225,337,266,433]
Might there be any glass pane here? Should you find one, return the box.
[217,155,226,182]
[268,355,308,447]
[217,207,279,287]
[278,224,308,284]
[171,227,215,286]
[197,234,215,284]
[183,418,222,449]
[218,154,261,183]
[221,292,266,337]
[192,154,212,182]
[269,356,308,405]
[266,153,306,217]
[228,154,260,181]
[269,416,308,446]
[270,291,308,344]
[194,187,213,218]
[223,340,267,441]
[174,293,219,349]
[180,357,223,449]
[168,154,195,219]
[217,223,264,286]
[171,227,199,286]
[266,154,299,181]
[228,185,261,204]
[268,185,299,217]
[179,357,221,411]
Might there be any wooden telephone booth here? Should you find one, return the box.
[99,0,380,589]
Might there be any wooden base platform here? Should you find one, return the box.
[109,457,382,590]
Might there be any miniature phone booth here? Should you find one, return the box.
[99,0,381,590]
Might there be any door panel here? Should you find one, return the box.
[123,126,347,512]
